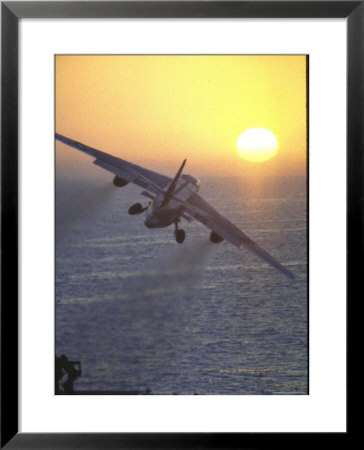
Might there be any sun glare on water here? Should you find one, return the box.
[236,128,279,163]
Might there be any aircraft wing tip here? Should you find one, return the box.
[282,267,295,280]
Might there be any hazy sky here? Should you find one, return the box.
[56,55,307,178]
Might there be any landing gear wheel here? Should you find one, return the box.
[175,229,185,244]
[128,203,143,215]
[128,202,150,215]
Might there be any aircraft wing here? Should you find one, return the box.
[56,134,171,195]
[183,192,295,279]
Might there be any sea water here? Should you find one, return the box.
[56,175,307,395]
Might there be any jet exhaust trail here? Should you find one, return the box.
[128,238,214,302]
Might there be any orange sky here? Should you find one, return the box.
[56,55,307,178]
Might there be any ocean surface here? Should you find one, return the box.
[56,173,307,395]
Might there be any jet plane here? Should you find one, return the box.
[56,133,294,279]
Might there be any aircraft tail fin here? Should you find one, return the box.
[160,159,186,207]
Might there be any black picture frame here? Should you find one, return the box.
[1,1,357,448]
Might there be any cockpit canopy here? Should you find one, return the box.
[182,174,200,188]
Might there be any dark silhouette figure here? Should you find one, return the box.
[55,355,66,394]
[55,354,82,394]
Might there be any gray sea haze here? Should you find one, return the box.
[56,173,307,395]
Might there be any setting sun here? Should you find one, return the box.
[236,128,279,163]
[56,55,306,176]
